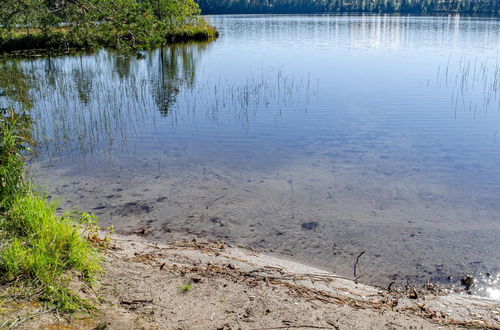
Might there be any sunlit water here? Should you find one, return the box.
[3,14,500,296]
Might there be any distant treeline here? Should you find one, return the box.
[196,0,500,15]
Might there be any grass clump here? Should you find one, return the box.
[0,110,30,207]
[178,284,193,292]
[1,195,102,282]
[165,21,220,43]
[0,108,102,312]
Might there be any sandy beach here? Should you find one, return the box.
[3,234,498,329]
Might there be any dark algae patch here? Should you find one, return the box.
[301,222,319,230]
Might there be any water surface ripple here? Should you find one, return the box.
[14,14,500,294]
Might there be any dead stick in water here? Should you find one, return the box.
[353,251,365,280]
[206,194,227,209]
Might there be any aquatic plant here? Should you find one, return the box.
[11,50,316,164]
[436,56,500,120]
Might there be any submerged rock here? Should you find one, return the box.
[301,221,319,230]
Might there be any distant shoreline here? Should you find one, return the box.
[203,12,500,17]
[197,0,499,17]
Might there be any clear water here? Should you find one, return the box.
[9,15,500,292]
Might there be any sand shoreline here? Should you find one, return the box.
[5,234,498,329]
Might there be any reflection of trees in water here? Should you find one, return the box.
[2,41,313,163]
[149,43,207,117]
[0,60,34,111]
[73,57,95,105]
[0,42,212,161]
[42,58,60,92]
[113,54,134,80]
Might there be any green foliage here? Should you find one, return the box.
[0,195,102,304]
[0,0,217,52]
[196,0,500,14]
[148,0,201,24]
[0,62,34,209]
[0,109,32,209]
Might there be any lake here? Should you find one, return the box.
[8,15,500,293]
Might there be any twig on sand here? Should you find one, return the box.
[353,251,365,281]
[120,299,153,305]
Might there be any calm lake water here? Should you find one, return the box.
[8,15,500,293]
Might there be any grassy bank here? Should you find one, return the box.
[165,20,219,43]
[0,21,219,54]
[1,0,219,54]
[0,108,103,312]
[0,29,89,54]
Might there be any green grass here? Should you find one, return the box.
[178,284,193,292]
[0,110,31,207]
[165,21,219,43]
[0,108,102,312]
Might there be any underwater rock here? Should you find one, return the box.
[301,222,319,230]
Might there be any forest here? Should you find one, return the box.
[196,0,500,14]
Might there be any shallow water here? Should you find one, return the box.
[7,15,500,291]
